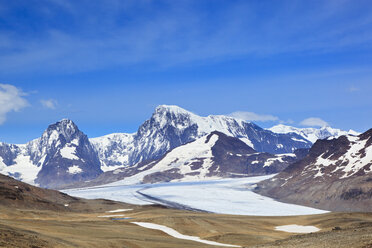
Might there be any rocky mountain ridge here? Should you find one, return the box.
[268,124,359,143]
[91,105,312,170]
[68,131,307,188]
[255,129,372,211]
[0,105,356,189]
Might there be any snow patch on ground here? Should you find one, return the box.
[98,214,126,218]
[275,224,320,233]
[132,222,241,247]
[106,209,133,213]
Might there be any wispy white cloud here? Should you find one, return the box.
[348,85,359,92]
[300,117,329,127]
[40,99,57,109]
[229,111,279,122]
[0,1,372,74]
[0,84,28,124]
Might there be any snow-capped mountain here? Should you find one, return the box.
[0,119,102,188]
[255,128,372,212]
[268,124,359,143]
[90,133,134,171]
[91,105,312,170]
[72,131,306,187]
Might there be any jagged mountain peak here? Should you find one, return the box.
[154,104,243,122]
[43,119,80,141]
[34,119,101,188]
[150,105,249,136]
[153,105,246,128]
[32,119,85,158]
[0,119,102,188]
[92,106,312,170]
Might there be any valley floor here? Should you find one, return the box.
[63,176,327,216]
[1,204,372,248]
[2,176,371,247]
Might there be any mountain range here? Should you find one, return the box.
[0,105,356,188]
[268,124,359,143]
[66,131,309,188]
[255,128,372,211]
[91,105,314,171]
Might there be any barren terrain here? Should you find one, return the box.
[1,203,372,248]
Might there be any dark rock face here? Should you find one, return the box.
[0,173,79,211]
[129,107,200,165]
[255,128,372,212]
[205,131,290,177]
[240,122,311,154]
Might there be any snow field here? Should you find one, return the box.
[275,224,320,233]
[132,222,241,247]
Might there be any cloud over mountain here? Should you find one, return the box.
[40,99,58,109]
[229,111,278,122]
[0,84,28,124]
[300,117,329,127]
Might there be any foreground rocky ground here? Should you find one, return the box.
[1,173,372,247]
[1,203,372,248]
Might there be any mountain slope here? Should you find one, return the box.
[0,106,315,187]
[268,124,359,143]
[0,172,79,210]
[73,131,304,187]
[0,119,102,188]
[255,129,372,212]
[91,105,312,170]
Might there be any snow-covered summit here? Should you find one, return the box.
[91,105,312,169]
[152,104,246,134]
[268,124,359,143]
[155,105,193,115]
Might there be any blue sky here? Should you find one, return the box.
[0,0,372,143]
